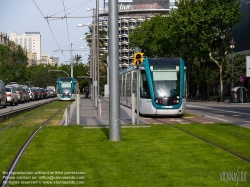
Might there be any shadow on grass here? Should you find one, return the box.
[97,125,109,140]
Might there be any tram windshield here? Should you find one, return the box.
[60,81,71,93]
[150,64,180,100]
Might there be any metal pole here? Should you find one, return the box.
[241,82,243,103]
[90,27,94,103]
[70,43,74,78]
[64,108,68,126]
[109,0,120,141]
[136,66,140,124]
[134,47,141,124]
[71,64,73,78]
[131,93,135,124]
[107,56,109,84]
[76,94,80,124]
[232,52,234,89]
[96,0,100,110]
[92,9,97,106]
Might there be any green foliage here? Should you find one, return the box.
[0,42,28,83]
[0,0,245,97]
[129,0,243,97]
[231,52,250,86]
[71,63,89,91]
[72,54,83,65]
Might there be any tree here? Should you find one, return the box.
[0,42,28,83]
[129,0,242,101]
[231,52,250,87]
[72,54,83,65]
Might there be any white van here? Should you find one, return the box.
[47,86,55,92]
[0,80,7,108]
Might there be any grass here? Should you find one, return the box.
[8,125,250,187]
[0,101,72,176]
[173,123,250,160]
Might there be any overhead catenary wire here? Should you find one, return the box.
[32,0,68,60]
[33,0,92,62]
[61,0,73,57]
[46,0,92,20]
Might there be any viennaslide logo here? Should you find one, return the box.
[220,168,247,186]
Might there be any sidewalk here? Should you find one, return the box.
[69,96,146,125]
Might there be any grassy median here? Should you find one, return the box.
[0,101,72,179]
[8,124,250,187]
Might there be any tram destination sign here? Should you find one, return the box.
[152,65,178,70]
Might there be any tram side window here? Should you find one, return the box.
[140,70,150,98]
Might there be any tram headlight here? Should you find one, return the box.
[155,99,163,104]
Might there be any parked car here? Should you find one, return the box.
[22,87,34,101]
[27,87,35,101]
[6,84,24,103]
[5,86,18,106]
[31,87,39,100]
[0,80,7,108]
[40,88,48,99]
[45,89,50,98]
[47,86,56,93]
[12,85,24,103]
[21,87,29,102]
[36,87,43,99]
[48,89,56,98]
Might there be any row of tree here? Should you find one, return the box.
[0,41,108,93]
[1,0,249,99]
[129,0,249,100]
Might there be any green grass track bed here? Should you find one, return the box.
[5,125,250,187]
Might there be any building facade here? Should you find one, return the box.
[9,32,41,61]
[0,32,9,46]
[40,54,58,66]
[100,0,178,66]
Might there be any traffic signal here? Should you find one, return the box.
[48,68,50,73]
[133,52,144,66]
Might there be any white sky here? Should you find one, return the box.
[0,0,103,65]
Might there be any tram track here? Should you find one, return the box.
[152,118,250,163]
[0,109,62,187]
[0,98,57,123]
[0,113,36,132]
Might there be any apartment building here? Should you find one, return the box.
[100,0,178,65]
[0,32,9,46]
[40,54,58,66]
[9,32,41,61]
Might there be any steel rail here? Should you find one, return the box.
[0,113,36,131]
[153,118,250,163]
[0,98,57,123]
[0,109,62,187]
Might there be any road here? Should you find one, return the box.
[186,100,250,128]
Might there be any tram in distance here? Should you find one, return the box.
[56,77,79,101]
[120,57,186,116]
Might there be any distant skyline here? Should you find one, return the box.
[0,0,100,65]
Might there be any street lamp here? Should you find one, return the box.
[78,8,98,106]
[70,43,76,78]
[83,7,100,108]
[229,38,236,89]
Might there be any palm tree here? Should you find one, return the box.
[72,54,83,65]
